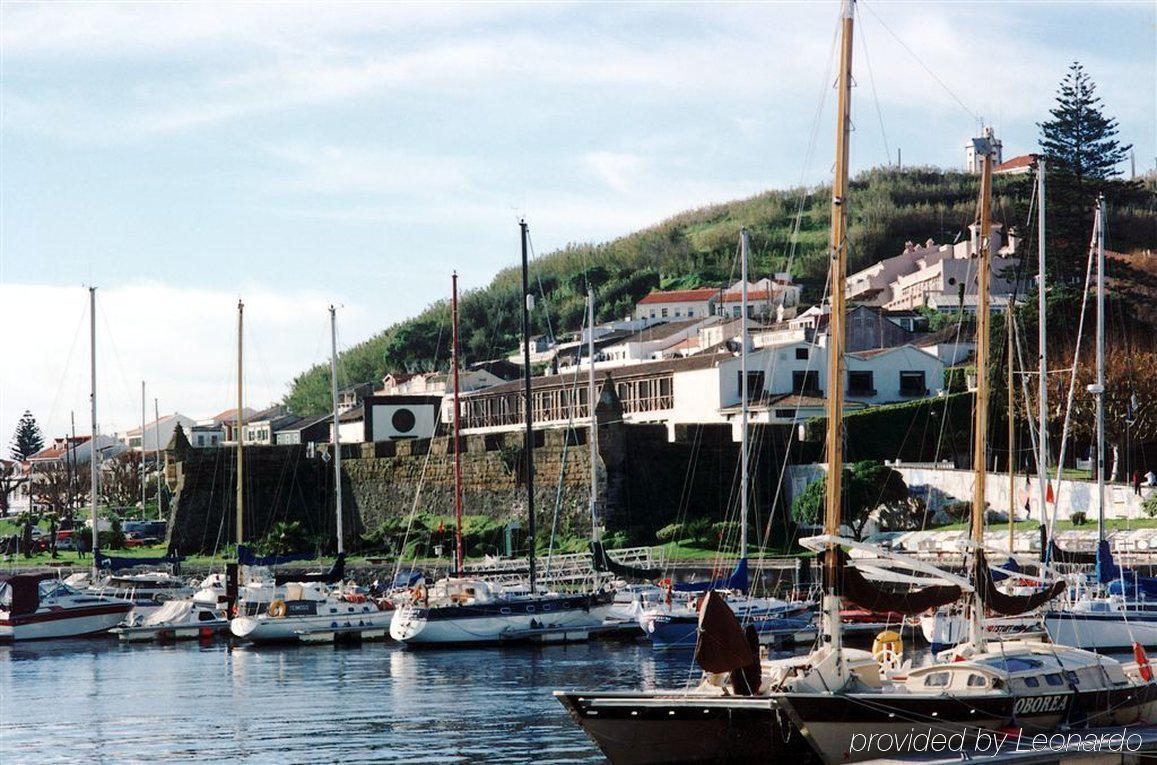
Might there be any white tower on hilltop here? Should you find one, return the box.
[965,126,1003,173]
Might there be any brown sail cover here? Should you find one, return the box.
[976,549,1065,616]
[694,591,757,675]
[826,548,962,616]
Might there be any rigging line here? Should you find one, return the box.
[543,303,588,575]
[42,300,88,440]
[1046,230,1097,547]
[856,7,892,168]
[859,1,982,127]
[525,229,556,345]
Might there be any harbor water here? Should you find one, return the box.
[0,637,705,764]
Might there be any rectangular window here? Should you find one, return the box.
[848,371,874,395]
[736,371,765,400]
[774,409,795,419]
[795,347,808,360]
[792,371,819,394]
[899,371,926,396]
[661,308,668,318]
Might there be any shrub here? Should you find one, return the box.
[257,521,313,556]
[1143,495,1157,519]
[1070,510,1088,526]
[655,523,686,544]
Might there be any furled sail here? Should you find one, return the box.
[589,541,662,580]
[1040,526,1097,565]
[694,590,758,678]
[273,553,346,586]
[976,549,1064,615]
[237,545,315,567]
[95,550,184,571]
[674,557,748,593]
[828,548,961,615]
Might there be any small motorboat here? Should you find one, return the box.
[0,573,133,641]
[112,598,229,642]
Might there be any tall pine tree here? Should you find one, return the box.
[10,410,45,461]
[1038,62,1131,183]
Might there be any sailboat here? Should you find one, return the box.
[1043,196,1157,650]
[231,305,390,643]
[555,4,1156,762]
[635,230,815,650]
[1,288,133,641]
[390,232,613,645]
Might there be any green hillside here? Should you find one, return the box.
[284,166,1153,415]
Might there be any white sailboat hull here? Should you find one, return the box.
[390,599,612,645]
[231,602,391,643]
[1044,611,1157,650]
[0,603,133,641]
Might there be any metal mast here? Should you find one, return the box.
[822,0,855,663]
[739,227,750,565]
[519,220,537,593]
[1007,306,1016,553]
[89,287,99,579]
[1036,161,1049,529]
[969,139,995,649]
[141,381,147,516]
[329,305,345,556]
[154,397,163,521]
[236,300,245,550]
[1094,195,1106,539]
[588,288,599,542]
[451,275,464,573]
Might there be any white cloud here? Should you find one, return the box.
[0,282,379,449]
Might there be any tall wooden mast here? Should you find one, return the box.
[452,273,465,574]
[969,141,994,648]
[1036,160,1049,530]
[822,0,855,659]
[1007,306,1016,553]
[588,288,599,543]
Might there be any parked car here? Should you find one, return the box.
[122,532,161,549]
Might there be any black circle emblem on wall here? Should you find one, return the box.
[391,408,416,433]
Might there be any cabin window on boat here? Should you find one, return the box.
[199,611,216,622]
[1066,671,1080,686]
[0,583,10,607]
[967,674,988,687]
[1023,676,1040,688]
[924,672,950,687]
[1045,674,1064,686]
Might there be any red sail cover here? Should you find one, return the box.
[694,591,757,674]
[976,549,1065,615]
[826,549,962,616]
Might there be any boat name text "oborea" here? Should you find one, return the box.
[1013,694,1068,715]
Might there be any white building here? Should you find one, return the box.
[121,413,197,453]
[457,337,946,440]
[965,126,1003,173]
[634,288,719,321]
[718,277,801,320]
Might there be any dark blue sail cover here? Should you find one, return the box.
[673,557,748,593]
[236,545,314,566]
[1097,541,1157,599]
[989,557,1020,582]
[95,550,184,571]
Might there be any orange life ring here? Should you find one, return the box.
[344,593,367,604]
[267,599,287,618]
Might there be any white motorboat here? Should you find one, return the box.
[67,570,196,623]
[0,573,133,641]
[112,598,229,642]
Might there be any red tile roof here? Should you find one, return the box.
[996,154,1036,172]
[637,288,719,305]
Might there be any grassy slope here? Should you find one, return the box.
[284,167,1152,415]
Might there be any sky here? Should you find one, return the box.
[2,1,1153,447]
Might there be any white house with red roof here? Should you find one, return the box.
[634,287,719,320]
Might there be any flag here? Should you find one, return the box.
[1046,484,1055,504]
[437,520,445,533]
